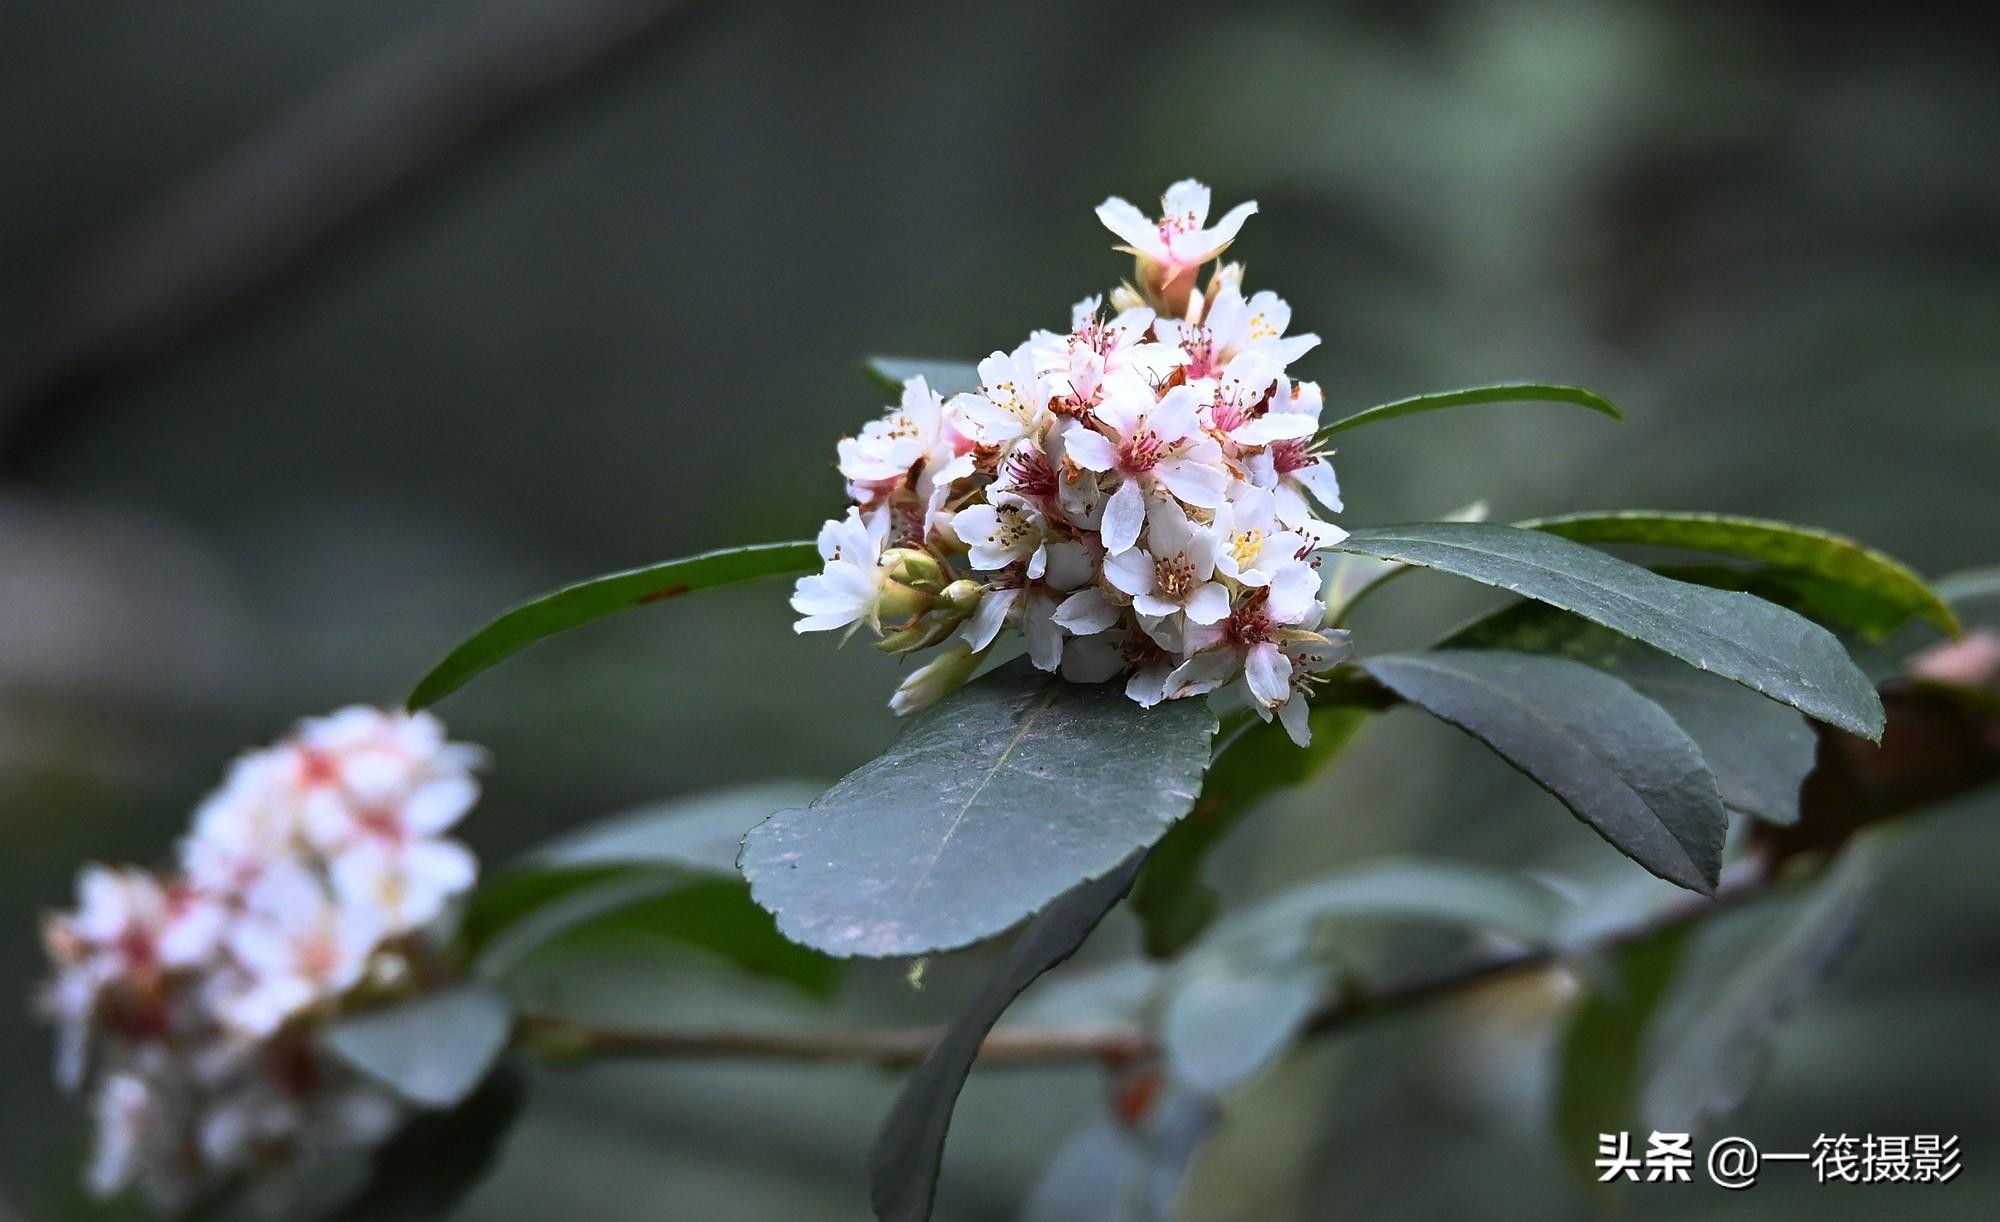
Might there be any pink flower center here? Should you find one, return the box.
[1003,448,1058,501]
[1270,439,1319,476]
[1226,592,1276,647]
[1119,428,1167,473]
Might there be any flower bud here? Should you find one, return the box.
[875,614,951,654]
[889,643,984,717]
[881,547,944,591]
[935,579,985,617]
[874,578,934,625]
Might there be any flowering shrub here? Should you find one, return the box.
[791,181,1350,741]
[38,707,484,1211]
[37,181,1999,1222]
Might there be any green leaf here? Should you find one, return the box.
[1361,651,1727,892]
[322,985,514,1109]
[1445,604,1819,825]
[1315,383,1622,440]
[864,357,982,398]
[1333,522,1886,739]
[407,541,818,709]
[1161,859,1568,1095]
[1322,500,1489,626]
[1131,705,1373,958]
[741,658,1217,958]
[1554,926,1692,1185]
[324,1060,526,1222]
[1640,834,1887,1135]
[870,856,1142,1222]
[463,782,839,996]
[1522,511,1960,638]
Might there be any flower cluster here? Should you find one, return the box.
[37,706,485,1212]
[792,180,1352,743]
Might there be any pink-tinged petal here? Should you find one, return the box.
[1163,650,1238,700]
[1292,459,1343,513]
[1024,600,1064,672]
[1274,333,1321,364]
[1061,426,1118,472]
[1198,200,1258,250]
[1244,642,1292,709]
[1148,385,1202,441]
[1161,179,1213,227]
[1101,480,1146,554]
[1102,545,1155,596]
[1183,582,1233,625]
[1231,411,1320,445]
[404,776,477,836]
[960,588,1018,652]
[1095,197,1163,258]
[1052,589,1121,635]
[1156,458,1229,508]
[404,838,479,903]
[1043,541,1095,590]
[1277,694,1313,746]
[1125,663,1171,708]
[1266,562,1325,624]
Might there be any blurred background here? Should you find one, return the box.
[3,0,1996,1218]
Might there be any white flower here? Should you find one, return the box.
[1212,485,1338,587]
[1061,380,1229,552]
[838,376,948,489]
[952,498,1048,578]
[791,507,895,633]
[1264,631,1355,746]
[950,346,1053,448]
[1243,378,1343,523]
[1102,502,1232,632]
[1096,179,1256,282]
[213,862,383,1038]
[1160,273,1319,382]
[1030,298,1181,409]
[797,180,1362,729]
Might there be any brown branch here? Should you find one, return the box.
[514,858,1773,1071]
[1,0,714,454]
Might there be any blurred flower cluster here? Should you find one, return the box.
[37,706,485,1212]
[793,180,1352,742]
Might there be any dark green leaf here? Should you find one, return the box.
[1361,651,1727,892]
[1522,511,1960,638]
[1161,859,1569,1093]
[1315,382,1622,440]
[1640,834,1887,1135]
[1132,705,1372,958]
[1334,522,1886,739]
[1554,925,1691,1185]
[463,782,839,996]
[1446,604,1818,824]
[864,357,982,398]
[323,985,513,1109]
[1322,500,1489,626]
[407,541,818,709]
[870,856,1142,1222]
[742,658,1217,958]
[324,1060,526,1222]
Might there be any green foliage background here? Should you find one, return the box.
[2,0,1996,1218]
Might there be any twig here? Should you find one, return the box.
[1,0,712,452]
[514,858,1774,1070]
